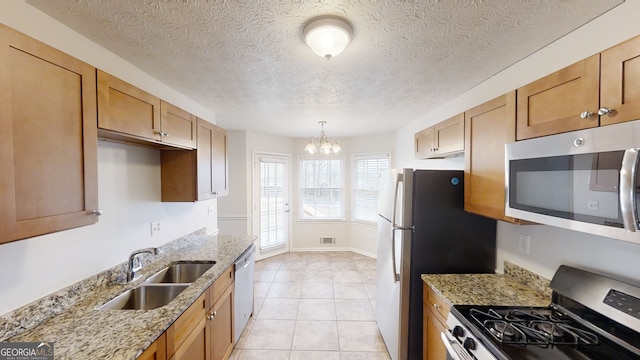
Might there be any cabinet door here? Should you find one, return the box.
[415,127,435,159]
[516,54,600,140]
[464,91,518,223]
[160,101,196,149]
[197,119,229,200]
[97,70,162,142]
[138,333,166,360]
[0,24,99,243]
[166,293,208,358]
[425,308,447,360]
[434,113,464,156]
[209,285,234,360]
[600,35,640,126]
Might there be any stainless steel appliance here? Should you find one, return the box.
[505,120,640,243]
[442,265,640,360]
[375,169,497,360]
[234,244,255,343]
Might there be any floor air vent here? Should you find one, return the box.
[320,236,336,245]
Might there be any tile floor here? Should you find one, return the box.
[230,251,391,360]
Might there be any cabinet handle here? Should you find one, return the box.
[598,107,614,116]
[433,303,440,309]
[580,110,594,119]
[91,209,103,216]
[155,131,169,137]
[162,132,169,137]
[207,311,217,320]
[212,191,219,195]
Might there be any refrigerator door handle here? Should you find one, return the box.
[390,172,404,283]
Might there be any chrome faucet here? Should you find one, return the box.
[127,247,160,282]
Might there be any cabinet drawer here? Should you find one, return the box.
[210,265,234,304]
[166,292,207,356]
[423,283,450,323]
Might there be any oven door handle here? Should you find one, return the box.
[620,148,640,232]
[440,331,474,360]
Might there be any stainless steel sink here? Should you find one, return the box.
[99,284,188,310]
[143,261,216,284]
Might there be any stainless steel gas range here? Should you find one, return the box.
[442,265,640,360]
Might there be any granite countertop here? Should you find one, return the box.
[4,231,255,360]
[421,262,552,308]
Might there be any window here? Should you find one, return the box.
[352,153,390,223]
[299,158,343,220]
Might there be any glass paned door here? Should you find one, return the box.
[256,154,290,258]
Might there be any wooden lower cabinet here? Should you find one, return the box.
[423,283,450,360]
[151,265,235,360]
[138,333,167,360]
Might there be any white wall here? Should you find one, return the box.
[396,0,640,281]
[0,2,219,315]
[217,130,250,235]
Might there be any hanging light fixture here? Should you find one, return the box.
[303,16,352,60]
[304,121,342,154]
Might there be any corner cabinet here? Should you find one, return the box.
[97,70,196,149]
[464,91,518,223]
[415,113,464,159]
[423,283,450,360]
[161,119,229,202]
[0,24,99,244]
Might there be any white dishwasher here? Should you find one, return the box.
[233,244,255,343]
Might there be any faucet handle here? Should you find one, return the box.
[131,255,143,273]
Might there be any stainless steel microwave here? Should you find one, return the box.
[505,120,640,243]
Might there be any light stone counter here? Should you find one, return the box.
[421,262,552,307]
[0,229,255,360]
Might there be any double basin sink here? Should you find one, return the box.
[99,261,216,311]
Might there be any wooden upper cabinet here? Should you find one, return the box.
[161,119,229,202]
[600,35,640,126]
[415,113,464,159]
[516,54,600,140]
[0,24,99,244]
[198,119,229,199]
[160,101,197,148]
[465,91,518,223]
[97,70,162,142]
[97,71,196,149]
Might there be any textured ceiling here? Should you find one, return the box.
[28,0,622,138]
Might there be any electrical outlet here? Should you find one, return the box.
[150,221,161,236]
[587,200,599,211]
[208,206,214,217]
[518,234,530,254]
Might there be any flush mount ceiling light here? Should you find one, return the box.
[304,121,342,154]
[303,16,352,60]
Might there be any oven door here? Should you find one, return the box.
[441,331,476,360]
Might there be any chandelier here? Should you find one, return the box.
[304,121,341,154]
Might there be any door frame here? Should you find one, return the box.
[252,151,292,261]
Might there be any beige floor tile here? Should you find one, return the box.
[332,270,362,283]
[254,259,281,271]
[228,348,241,360]
[267,282,303,298]
[292,320,340,351]
[235,317,255,348]
[330,260,357,271]
[290,350,341,360]
[273,269,305,283]
[300,282,334,299]
[337,321,387,352]
[303,270,333,283]
[339,351,391,360]
[254,270,277,283]
[242,319,295,350]
[333,283,368,299]
[253,282,271,298]
[297,299,336,320]
[364,282,377,300]
[335,299,375,321]
[237,349,291,359]
[256,298,299,320]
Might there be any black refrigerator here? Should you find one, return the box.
[375,169,496,360]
